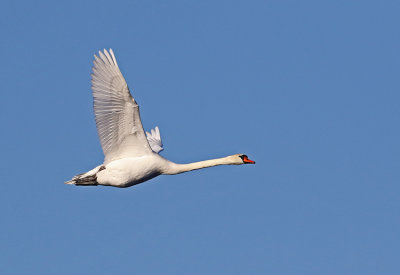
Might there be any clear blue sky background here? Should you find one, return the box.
[1,0,399,274]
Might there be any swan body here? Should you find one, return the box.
[97,155,164,187]
[65,49,255,188]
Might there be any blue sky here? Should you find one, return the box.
[1,0,399,274]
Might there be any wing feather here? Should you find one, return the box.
[146,126,164,153]
[91,49,152,164]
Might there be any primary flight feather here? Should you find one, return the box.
[66,49,255,188]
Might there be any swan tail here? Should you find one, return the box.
[65,174,98,186]
[65,165,105,186]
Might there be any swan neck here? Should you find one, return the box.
[163,156,234,175]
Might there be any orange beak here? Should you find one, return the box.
[243,156,256,164]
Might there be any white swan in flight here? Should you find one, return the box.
[65,49,255,188]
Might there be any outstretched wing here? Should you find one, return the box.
[146,126,164,153]
[91,49,153,164]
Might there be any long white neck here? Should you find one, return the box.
[162,156,238,175]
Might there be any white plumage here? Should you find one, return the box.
[146,126,164,153]
[91,49,152,164]
[65,49,255,188]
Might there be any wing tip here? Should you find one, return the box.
[93,48,118,67]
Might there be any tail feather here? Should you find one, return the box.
[65,165,105,186]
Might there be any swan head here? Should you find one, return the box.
[231,154,256,165]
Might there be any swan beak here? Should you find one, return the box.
[243,157,256,164]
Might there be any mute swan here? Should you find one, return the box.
[65,49,255,188]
